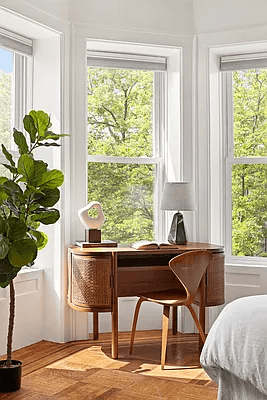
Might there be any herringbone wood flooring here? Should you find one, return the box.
[0,330,217,399]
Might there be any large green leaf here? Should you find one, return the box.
[17,154,35,184]
[43,132,69,141]
[7,217,27,242]
[13,129,29,155]
[38,170,64,190]
[23,115,37,143]
[1,164,17,174]
[38,188,60,207]
[1,144,15,166]
[0,236,9,259]
[0,177,8,204]
[3,180,23,201]
[0,257,20,287]
[30,230,48,250]
[43,131,60,140]
[31,209,60,225]
[38,143,61,148]
[8,238,37,267]
[0,216,5,234]
[29,110,50,137]
[32,160,48,185]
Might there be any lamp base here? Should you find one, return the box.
[168,211,188,245]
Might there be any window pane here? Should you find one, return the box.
[232,164,267,257]
[87,162,155,244]
[233,70,267,157]
[0,164,10,178]
[0,48,13,150]
[87,67,154,157]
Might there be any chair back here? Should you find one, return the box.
[169,250,213,303]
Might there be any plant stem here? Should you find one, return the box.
[6,279,15,366]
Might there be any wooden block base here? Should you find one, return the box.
[85,229,101,243]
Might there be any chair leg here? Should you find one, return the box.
[130,297,144,355]
[161,305,170,370]
[187,304,206,344]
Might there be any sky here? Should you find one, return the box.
[0,48,13,73]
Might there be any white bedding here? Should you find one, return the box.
[200,295,267,399]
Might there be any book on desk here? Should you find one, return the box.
[131,240,179,250]
[76,240,118,248]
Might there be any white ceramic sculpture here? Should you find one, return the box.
[78,201,105,229]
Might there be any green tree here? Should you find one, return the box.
[232,70,267,257]
[0,70,12,150]
[87,67,155,243]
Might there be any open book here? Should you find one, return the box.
[131,240,179,250]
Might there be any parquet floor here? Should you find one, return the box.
[0,330,218,399]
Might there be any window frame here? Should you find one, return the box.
[222,70,267,264]
[0,29,32,165]
[86,59,167,242]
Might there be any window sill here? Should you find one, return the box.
[226,261,267,270]
[16,266,43,282]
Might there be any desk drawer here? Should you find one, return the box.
[117,266,183,297]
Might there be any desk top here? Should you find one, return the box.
[69,242,224,255]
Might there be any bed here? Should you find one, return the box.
[200,295,267,400]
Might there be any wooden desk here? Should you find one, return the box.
[68,242,224,358]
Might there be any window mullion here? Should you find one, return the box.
[231,157,267,164]
[224,71,234,260]
[154,71,166,241]
[87,155,161,164]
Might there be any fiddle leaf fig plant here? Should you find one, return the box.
[0,110,68,367]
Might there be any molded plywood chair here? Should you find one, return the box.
[129,250,213,369]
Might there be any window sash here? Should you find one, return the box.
[223,71,267,262]
[0,46,32,160]
[87,58,166,241]
[87,155,161,164]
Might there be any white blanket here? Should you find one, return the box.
[200,295,267,397]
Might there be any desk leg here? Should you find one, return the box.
[199,274,206,351]
[172,306,177,335]
[93,312,99,340]
[112,299,118,358]
[111,253,118,359]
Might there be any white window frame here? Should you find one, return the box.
[222,67,267,265]
[0,28,32,164]
[86,53,167,241]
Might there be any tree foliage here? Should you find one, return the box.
[87,67,155,243]
[0,70,12,150]
[232,70,267,257]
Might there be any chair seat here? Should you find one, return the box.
[138,288,187,306]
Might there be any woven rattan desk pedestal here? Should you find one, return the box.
[68,242,225,358]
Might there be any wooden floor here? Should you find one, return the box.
[0,330,218,399]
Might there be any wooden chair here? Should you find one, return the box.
[129,250,213,369]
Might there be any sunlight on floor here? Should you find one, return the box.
[46,344,213,386]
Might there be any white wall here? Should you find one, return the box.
[193,0,267,34]
[69,0,193,36]
[0,269,43,356]
[0,3,71,354]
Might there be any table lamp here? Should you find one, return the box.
[160,182,197,244]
